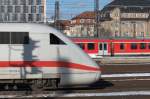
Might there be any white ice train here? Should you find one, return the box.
[0,23,101,89]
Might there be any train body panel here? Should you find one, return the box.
[72,38,150,58]
[0,23,101,86]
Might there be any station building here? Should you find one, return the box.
[99,0,150,38]
[0,0,46,23]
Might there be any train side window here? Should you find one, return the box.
[50,34,66,45]
[149,43,150,49]
[131,43,137,49]
[0,32,10,44]
[140,43,146,49]
[78,43,85,49]
[120,43,125,50]
[11,32,29,44]
[87,43,95,50]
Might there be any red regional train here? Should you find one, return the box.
[72,38,150,58]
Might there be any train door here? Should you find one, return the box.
[98,43,108,56]
[9,32,30,78]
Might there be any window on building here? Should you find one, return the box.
[0,14,3,21]
[140,43,146,49]
[20,14,26,22]
[28,0,34,5]
[39,6,44,13]
[36,0,41,5]
[0,32,10,44]
[23,6,28,13]
[36,14,41,21]
[131,43,137,49]
[0,6,5,13]
[80,19,85,23]
[31,6,36,13]
[28,14,34,21]
[11,32,29,44]
[20,0,26,5]
[0,0,3,5]
[120,43,125,50]
[87,43,95,50]
[4,0,8,5]
[7,6,13,13]
[12,14,18,21]
[50,34,66,45]
[12,0,18,5]
[15,6,21,13]
[4,14,9,21]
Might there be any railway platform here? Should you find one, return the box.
[95,56,150,64]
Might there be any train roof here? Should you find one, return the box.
[71,37,150,42]
[0,23,59,34]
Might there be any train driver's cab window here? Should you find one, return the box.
[77,43,85,49]
[131,43,137,49]
[120,43,125,50]
[140,43,146,49]
[87,43,95,50]
[50,33,66,45]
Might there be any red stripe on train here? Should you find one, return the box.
[0,61,101,72]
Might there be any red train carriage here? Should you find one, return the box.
[72,38,150,58]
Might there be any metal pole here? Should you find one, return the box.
[132,21,136,38]
[55,0,60,21]
[94,0,99,37]
[54,0,60,29]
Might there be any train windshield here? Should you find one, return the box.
[50,33,66,45]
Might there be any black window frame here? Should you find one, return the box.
[120,43,125,50]
[0,32,29,44]
[148,43,150,49]
[140,43,146,49]
[87,43,95,50]
[77,43,85,49]
[131,43,137,50]
[11,32,29,44]
[50,33,66,45]
[99,43,102,50]
[0,32,10,44]
[104,43,107,50]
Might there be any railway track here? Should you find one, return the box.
[1,63,150,99]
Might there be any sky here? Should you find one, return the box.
[47,0,112,20]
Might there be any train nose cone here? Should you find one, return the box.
[95,70,101,81]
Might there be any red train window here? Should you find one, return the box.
[87,43,95,50]
[131,43,137,49]
[78,43,85,49]
[140,43,146,49]
[149,43,150,49]
[120,43,125,50]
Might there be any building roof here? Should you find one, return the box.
[72,11,95,20]
[99,0,150,21]
[56,20,71,26]
[107,0,150,7]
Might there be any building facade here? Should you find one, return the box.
[99,0,150,38]
[70,11,95,37]
[0,0,46,23]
